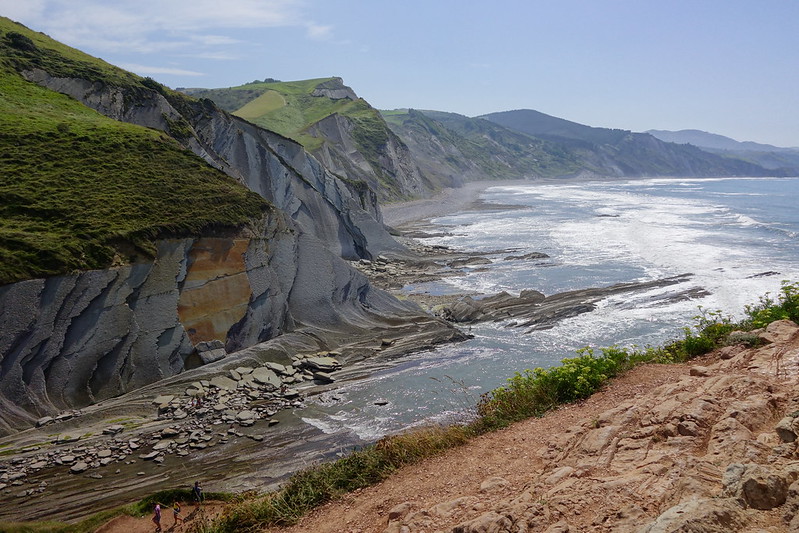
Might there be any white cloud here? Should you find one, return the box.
[118,63,206,77]
[1,0,329,53]
[305,22,332,40]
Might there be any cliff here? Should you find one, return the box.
[0,18,450,434]
[185,78,434,200]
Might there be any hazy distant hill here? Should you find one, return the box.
[381,109,581,184]
[647,129,799,173]
[646,129,797,152]
[481,110,780,178]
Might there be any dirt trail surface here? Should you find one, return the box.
[92,502,224,533]
[268,320,799,533]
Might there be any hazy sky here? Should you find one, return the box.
[3,0,797,146]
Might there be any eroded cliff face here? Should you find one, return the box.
[0,69,439,434]
[308,112,433,201]
[0,212,431,434]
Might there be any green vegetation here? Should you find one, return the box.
[383,109,582,180]
[190,282,798,531]
[744,281,799,328]
[0,18,271,284]
[0,489,233,533]
[186,77,391,163]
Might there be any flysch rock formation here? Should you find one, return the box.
[0,68,452,434]
[374,319,799,533]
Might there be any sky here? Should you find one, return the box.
[2,0,798,147]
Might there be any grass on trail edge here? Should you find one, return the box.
[0,489,233,533]
[188,283,798,532]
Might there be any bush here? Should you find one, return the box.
[745,281,799,328]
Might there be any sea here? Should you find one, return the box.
[300,177,799,445]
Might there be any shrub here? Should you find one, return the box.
[744,281,799,328]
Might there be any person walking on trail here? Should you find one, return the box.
[193,481,204,505]
[152,503,162,532]
[172,501,183,526]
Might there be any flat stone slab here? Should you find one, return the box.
[302,356,342,372]
[69,462,89,474]
[236,410,257,422]
[153,439,174,451]
[251,367,281,390]
[152,395,174,405]
[263,362,287,374]
[209,375,238,391]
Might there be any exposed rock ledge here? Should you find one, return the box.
[280,319,799,533]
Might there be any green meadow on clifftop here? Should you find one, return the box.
[0,17,269,285]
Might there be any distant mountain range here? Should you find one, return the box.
[182,81,796,202]
[646,129,799,171]
[646,129,797,153]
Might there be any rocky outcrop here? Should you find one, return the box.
[380,320,799,533]
[440,275,696,330]
[310,77,358,100]
[0,207,454,434]
[308,111,432,201]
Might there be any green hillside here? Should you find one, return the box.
[184,78,389,156]
[382,109,581,180]
[0,18,269,285]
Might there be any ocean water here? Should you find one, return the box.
[300,177,799,442]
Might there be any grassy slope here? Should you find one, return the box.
[187,78,390,160]
[0,18,270,285]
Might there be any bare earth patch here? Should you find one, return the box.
[269,320,799,533]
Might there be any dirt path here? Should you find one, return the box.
[94,502,224,533]
[266,363,689,533]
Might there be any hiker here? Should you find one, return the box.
[172,501,183,525]
[152,503,162,532]
[193,480,204,504]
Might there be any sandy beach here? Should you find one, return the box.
[380,180,531,227]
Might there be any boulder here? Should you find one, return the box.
[69,462,89,474]
[776,415,799,443]
[640,498,747,532]
[723,463,790,509]
[199,348,226,364]
[236,410,257,422]
[35,416,54,428]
